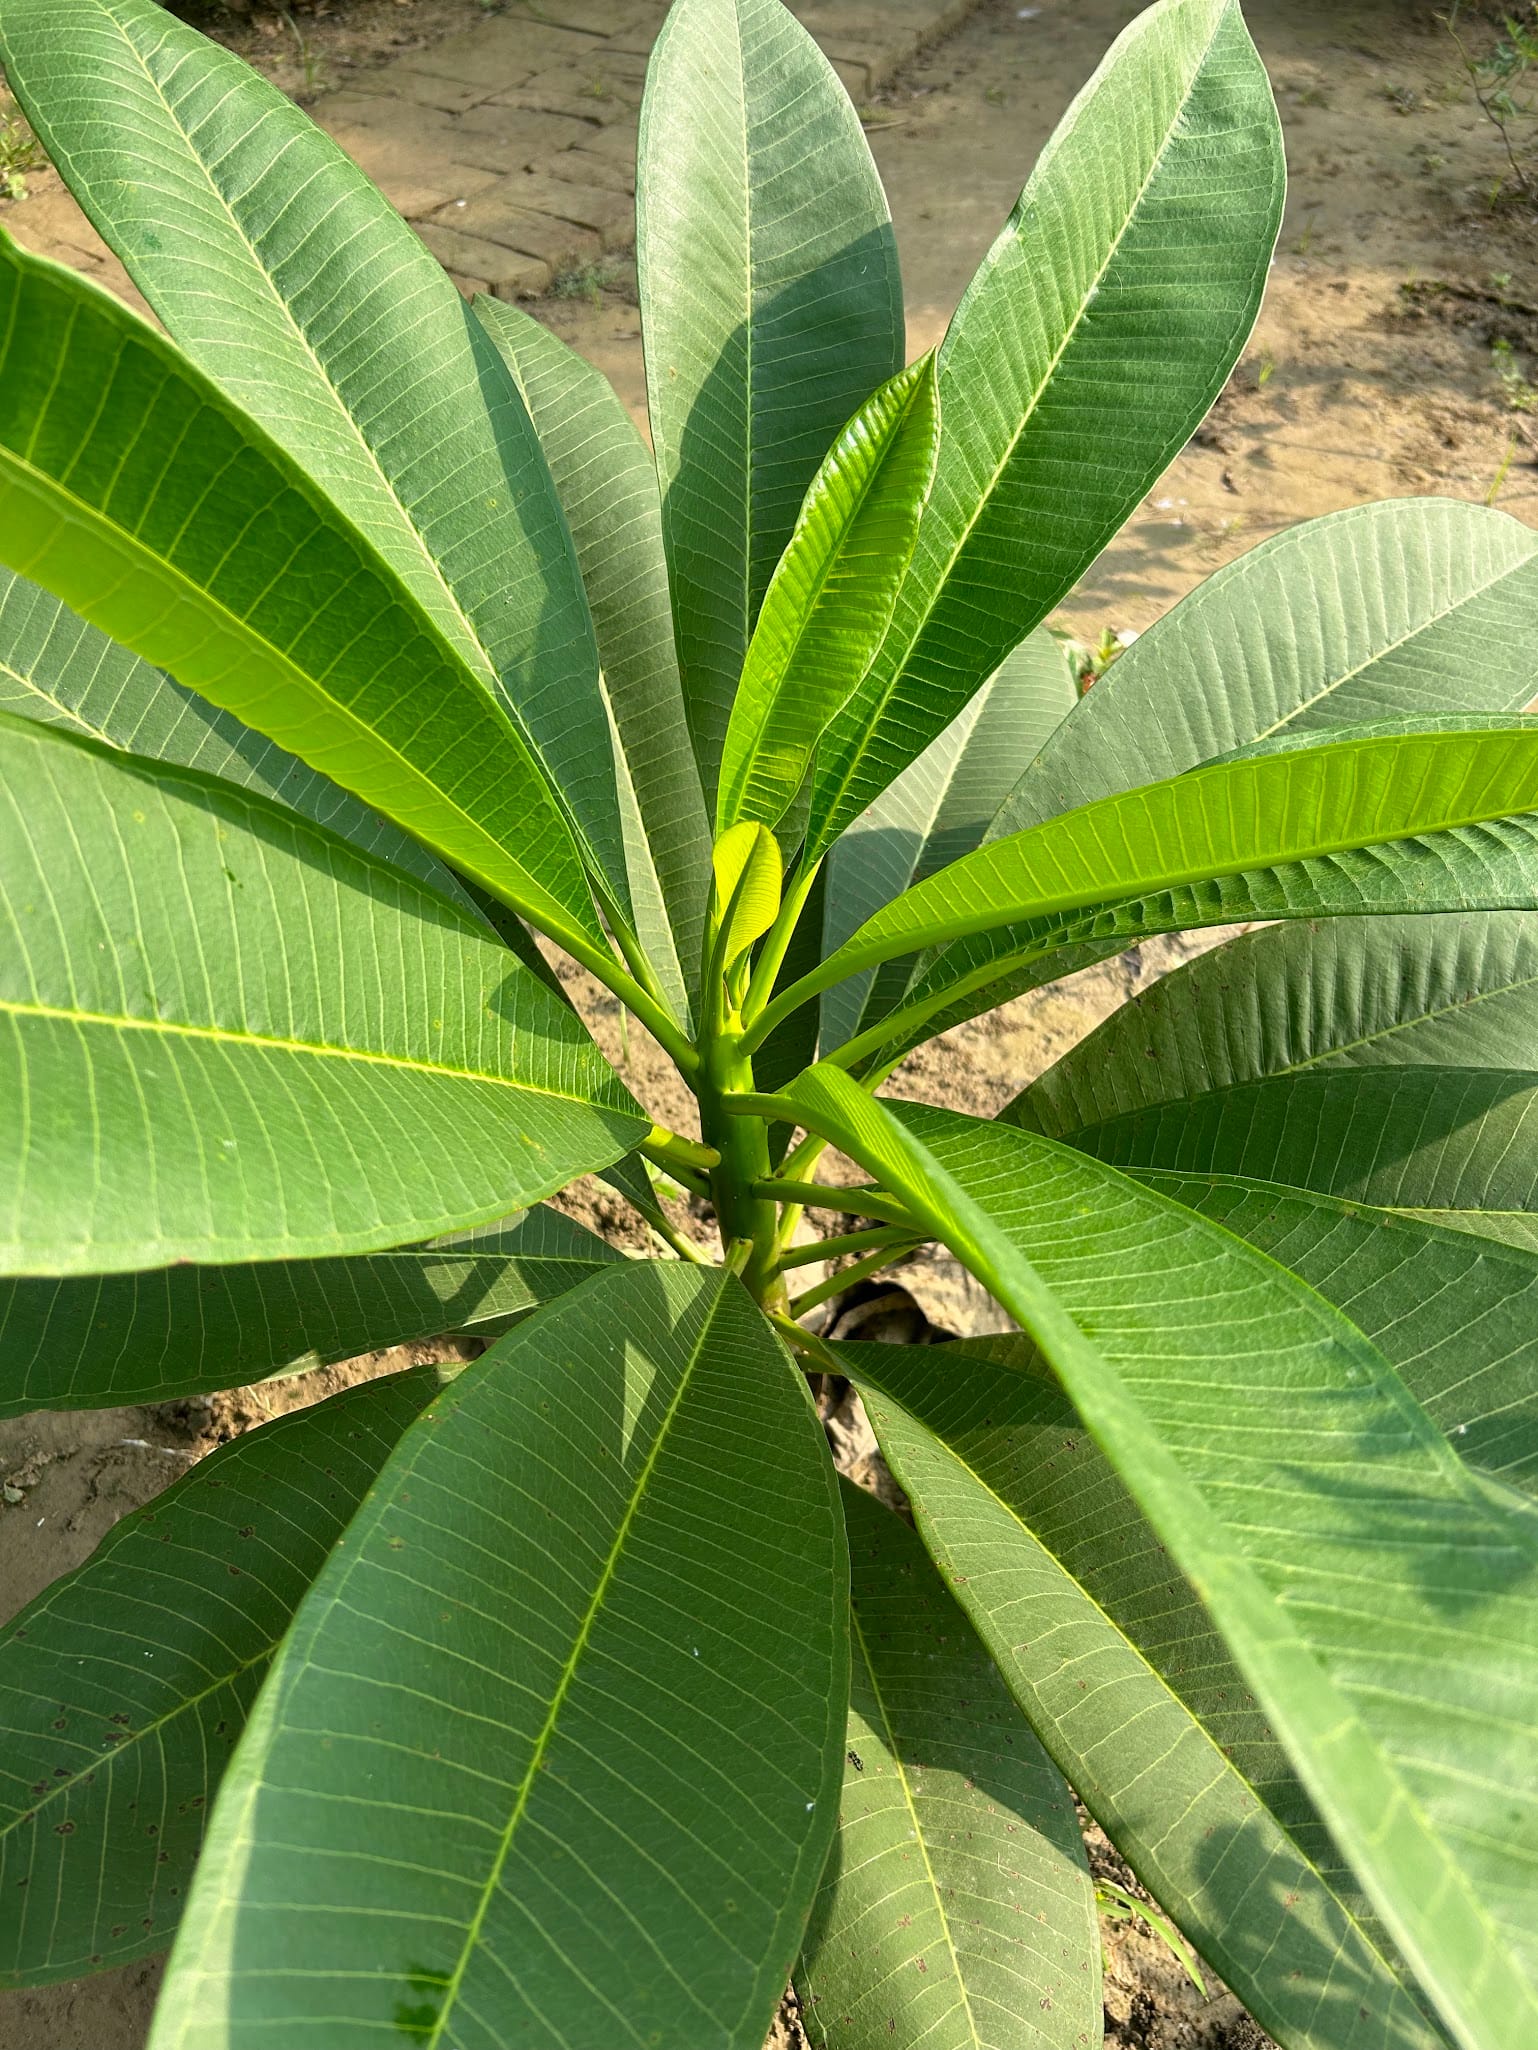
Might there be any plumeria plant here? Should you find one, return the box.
[0,0,1534,2046]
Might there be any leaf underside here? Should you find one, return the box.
[0,0,632,916]
[798,1478,1100,2050]
[0,1208,622,1417]
[784,1072,1538,2050]
[150,1264,848,2050]
[0,1368,443,1985]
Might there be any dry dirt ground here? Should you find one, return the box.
[3,0,1536,2044]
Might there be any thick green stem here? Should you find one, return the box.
[697,1026,783,1308]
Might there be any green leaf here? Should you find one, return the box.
[0,0,630,909]
[0,715,645,1274]
[713,819,784,966]
[636,0,904,806]
[1205,709,1538,770]
[1066,1064,1538,1251]
[1003,498,1538,831]
[780,1070,1538,2050]
[840,1339,1439,2050]
[0,565,471,907]
[841,720,1538,1071]
[1013,910,1538,1139]
[798,1478,1100,2050]
[863,811,1538,1073]
[803,0,1285,856]
[1009,907,1538,1457]
[0,230,605,948]
[795,722,1538,1013]
[717,355,940,838]
[819,630,1076,1056]
[475,299,711,1019]
[0,1366,443,1987]
[0,1208,622,1418]
[1130,1175,1538,1496]
[150,1264,848,2050]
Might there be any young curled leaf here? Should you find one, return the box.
[711,819,783,968]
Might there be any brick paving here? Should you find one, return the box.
[8,0,983,307]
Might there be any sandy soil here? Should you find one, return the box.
[4,0,1536,2044]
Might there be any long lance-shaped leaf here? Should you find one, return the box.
[0,1366,444,1987]
[1002,498,1538,832]
[891,500,1538,1064]
[0,1209,622,1418]
[0,715,646,1275]
[475,300,711,1021]
[1013,911,1538,1139]
[637,0,904,805]
[717,356,940,838]
[1130,1174,1538,1497]
[0,565,470,906]
[1207,709,1538,771]
[803,0,1285,857]
[819,630,1076,1056]
[150,1264,847,2050]
[775,1071,1538,2050]
[859,814,1538,1072]
[841,728,1538,1068]
[1001,908,1538,1462]
[838,1340,1438,2050]
[1066,1065,1538,1252]
[0,231,606,949]
[0,0,631,909]
[797,1478,1099,2050]
[754,722,1538,1044]
[858,1262,1538,1938]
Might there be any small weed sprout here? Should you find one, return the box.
[1444,0,1538,198]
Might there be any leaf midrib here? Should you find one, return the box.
[1034,954,1538,1134]
[0,658,112,744]
[848,1603,983,2050]
[424,1277,728,2048]
[727,385,909,830]
[1128,1165,1538,1252]
[902,805,1538,1057]
[1280,966,1538,1075]
[0,1637,274,1850]
[848,1101,1536,2027]
[812,1,1227,846]
[0,995,616,1109]
[1250,542,1538,742]
[859,726,1538,967]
